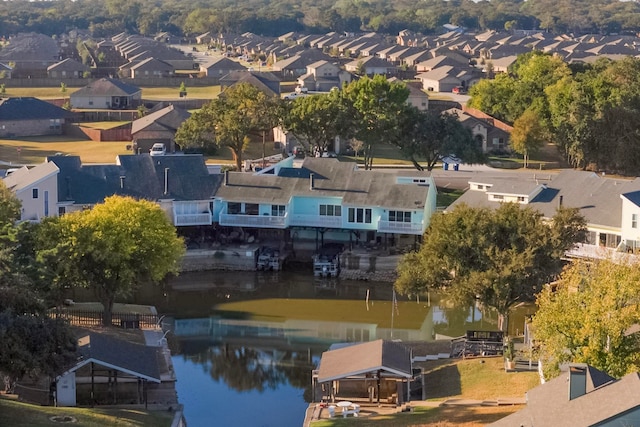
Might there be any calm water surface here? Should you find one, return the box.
[115,270,533,427]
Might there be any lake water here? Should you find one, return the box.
[101,270,534,427]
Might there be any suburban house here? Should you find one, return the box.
[47,58,90,78]
[199,57,247,78]
[213,157,436,248]
[415,65,475,92]
[43,155,222,226]
[345,56,396,76]
[0,97,75,138]
[388,78,429,111]
[3,162,59,222]
[128,57,175,78]
[297,60,352,92]
[219,70,281,95]
[70,78,142,110]
[131,104,191,154]
[491,364,640,427]
[0,32,61,78]
[446,107,512,153]
[447,170,640,261]
[271,50,334,79]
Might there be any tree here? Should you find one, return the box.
[36,196,185,326]
[0,181,76,390]
[176,83,275,171]
[395,203,586,332]
[282,90,352,155]
[533,260,640,379]
[342,75,409,170]
[390,106,485,171]
[510,108,547,168]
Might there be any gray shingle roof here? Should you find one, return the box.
[490,365,640,427]
[73,332,161,382]
[0,97,75,120]
[49,154,221,204]
[449,170,640,229]
[317,339,413,383]
[216,158,430,210]
[72,78,141,97]
[131,104,190,134]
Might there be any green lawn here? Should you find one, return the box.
[312,357,538,426]
[0,137,130,165]
[0,86,221,100]
[0,398,173,427]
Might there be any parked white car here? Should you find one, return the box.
[284,92,308,100]
[150,143,166,156]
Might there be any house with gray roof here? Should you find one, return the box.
[131,104,191,154]
[297,60,352,92]
[47,58,89,79]
[199,57,247,78]
[128,57,175,78]
[447,169,640,261]
[47,154,222,227]
[219,70,281,95]
[345,56,396,76]
[0,97,75,138]
[3,162,59,222]
[0,32,60,78]
[71,78,142,110]
[490,364,640,427]
[213,157,436,245]
[415,65,475,92]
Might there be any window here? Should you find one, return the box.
[228,202,241,214]
[49,119,61,130]
[517,196,526,202]
[271,205,285,216]
[319,204,341,216]
[389,210,411,222]
[58,206,66,216]
[633,213,638,229]
[348,208,372,224]
[32,188,38,199]
[493,194,504,200]
[245,203,259,215]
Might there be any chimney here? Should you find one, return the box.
[310,173,315,190]
[164,168,169,196]
[119,175,125,189]
[568,365,587,400]
[224,170,229,186]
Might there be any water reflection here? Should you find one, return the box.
[69,270,535,427]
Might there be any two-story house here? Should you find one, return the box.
[447,170,640,262]
[297,60,352,92]
[213,157,436,248]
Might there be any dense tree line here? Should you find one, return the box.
[469,52,640,175]
[2,0,640,38]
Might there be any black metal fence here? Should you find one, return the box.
[52,310,159,329]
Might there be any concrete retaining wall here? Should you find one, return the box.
[181,247,258,272]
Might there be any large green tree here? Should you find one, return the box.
[342,75,409,169]
[282,89,353,155]
[510,108,547,168]
[391,106,485,171]
[395,203,586,331]
[36,196,185,326]
[0,181,76,390]
[533,260,640,379]
[176,83,281,171]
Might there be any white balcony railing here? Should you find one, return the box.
[377,220,423,235]
[220,213,287,228]
[289,214,342,228]
[174,213,212,226]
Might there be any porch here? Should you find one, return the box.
[219,213,287,228]
[377,220,423,235]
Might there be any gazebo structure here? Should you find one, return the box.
[312,340,415,406]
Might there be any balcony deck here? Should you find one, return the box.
[377,220,423,235]
[220,213,287,228]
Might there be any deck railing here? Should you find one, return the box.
[51,310,159,329]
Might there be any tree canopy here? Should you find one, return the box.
[533,259,640,379]
[0,181,76,390]
[390,107,485,171]
[395,203,586,331]
[342,75,409,170]
[36,196,185,326]
[176,83,282,171]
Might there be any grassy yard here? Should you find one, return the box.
[0,137,130,165]
[0,86,221,100]
[0,398,173,427]
[312,357,538,426]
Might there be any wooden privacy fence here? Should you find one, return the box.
[52,310,159,329]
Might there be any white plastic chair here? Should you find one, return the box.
[328,405,335,418]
